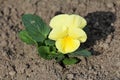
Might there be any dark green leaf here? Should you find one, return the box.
[47,54,57,60]
[69,49,91,57]
[38,46,50,59]
[22,14,51,42]
[63,58,79,65]
[50,46,57,52]
[55,53,65,62]
[45,39,55,46]
[36,42,43,47]
[38,46,56,60]
[19,30,36,44]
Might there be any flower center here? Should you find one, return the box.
[62,36,74,52]
[63,36,72,42]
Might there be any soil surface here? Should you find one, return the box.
[0,0,120,80]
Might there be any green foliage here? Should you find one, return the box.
[38,46,58,60]
[38,46,50,59]
[22,14,51,42]
[19,30,36,44]
[55,53,65,62]
[38,46,54,60]
[45,39,55,46]
[19,14,92,66]
[69,49,91,57]
[63,57,79,65]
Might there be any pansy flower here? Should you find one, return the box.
[49,14,87,54]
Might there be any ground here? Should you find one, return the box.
[0,0,120,80]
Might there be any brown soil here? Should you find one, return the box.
[0,0,120,80]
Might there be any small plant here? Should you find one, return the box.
[19,14,91,66]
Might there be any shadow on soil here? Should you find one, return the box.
[82,11,116,56]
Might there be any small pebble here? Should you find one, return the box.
[9,71,16,76]
[67,74,74,79]
[106,3,113,8]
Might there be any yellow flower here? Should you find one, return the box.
[48,14,87,54]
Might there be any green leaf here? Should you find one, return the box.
[69,49,91,57]
[63,58,79,65]
[38,46,50,59]
[22,14,51,42]
[38,46,56,60]
[45,39,55,46]
[47,54,57,60]
[50,46,57,52]
[19,30,36,44]
[55,53,65,62]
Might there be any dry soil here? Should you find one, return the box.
[0,0,120,80]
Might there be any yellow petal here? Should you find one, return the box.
[56,36,80,54]
[49,14,69,28]
[48,26,68,40]
[68,14,87,29]
[69,28,87,43]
